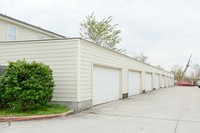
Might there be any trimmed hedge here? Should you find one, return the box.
[0,60,55,110]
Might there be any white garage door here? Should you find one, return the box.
[167,77,169,87]
[161,76,165,88]
[145,73,152,92]
[128,71,141,96]
[166,77,169,87]
[155,74,160,89]
[93,66,120,105]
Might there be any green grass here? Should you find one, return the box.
[0,104,70,117]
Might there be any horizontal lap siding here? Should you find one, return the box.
[0,21,7,41]
[80,40,174,101]
[0,40,79,102]
[0,19,59,41]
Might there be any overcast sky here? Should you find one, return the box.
[1,0,200,71]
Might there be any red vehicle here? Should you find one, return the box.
[177,82,193,86]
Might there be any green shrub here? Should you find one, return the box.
[0,60,55,110]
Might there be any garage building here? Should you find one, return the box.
[0,38,174,112]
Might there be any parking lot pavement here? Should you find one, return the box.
[1,86,200,133]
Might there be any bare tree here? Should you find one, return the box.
[185,64,200,85]
[156,65,164,70]
[181,54,192,79]
[171,65,183,81]
[191,64,200,85]
[193,64,200,79]
[133,52,149,63]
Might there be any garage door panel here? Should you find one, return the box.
[145,73,152,92]
[161,76,165,88]
[93,66,120,105]
[155,74,160,89]
[166,77,168,87]
[128,71,141,96]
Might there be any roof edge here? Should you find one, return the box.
[0,37,173,75]
[0,13,66,38]
[79,38,173,75]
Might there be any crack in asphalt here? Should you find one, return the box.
[0,123,10,129]
[89,112,200,123]
[173,120,179,133]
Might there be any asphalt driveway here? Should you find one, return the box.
[1,86,200,133]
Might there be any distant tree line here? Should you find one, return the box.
[170,54,200,85]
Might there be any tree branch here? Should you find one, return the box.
[181,54,192,79]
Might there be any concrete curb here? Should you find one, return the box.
[0,109,74,122]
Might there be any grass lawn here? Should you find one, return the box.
[0,104,70,117]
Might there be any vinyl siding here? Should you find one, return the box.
[79,40,174,101]
[0,19,61,41]
[0,38,174,103]
[0,20,7,41]
[0,39,79,102]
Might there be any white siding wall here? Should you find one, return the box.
[0,19,61,41]
[0,40,78,102]
[0,20,7,41]
[79,40,174,102]
[0,38,175,104]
